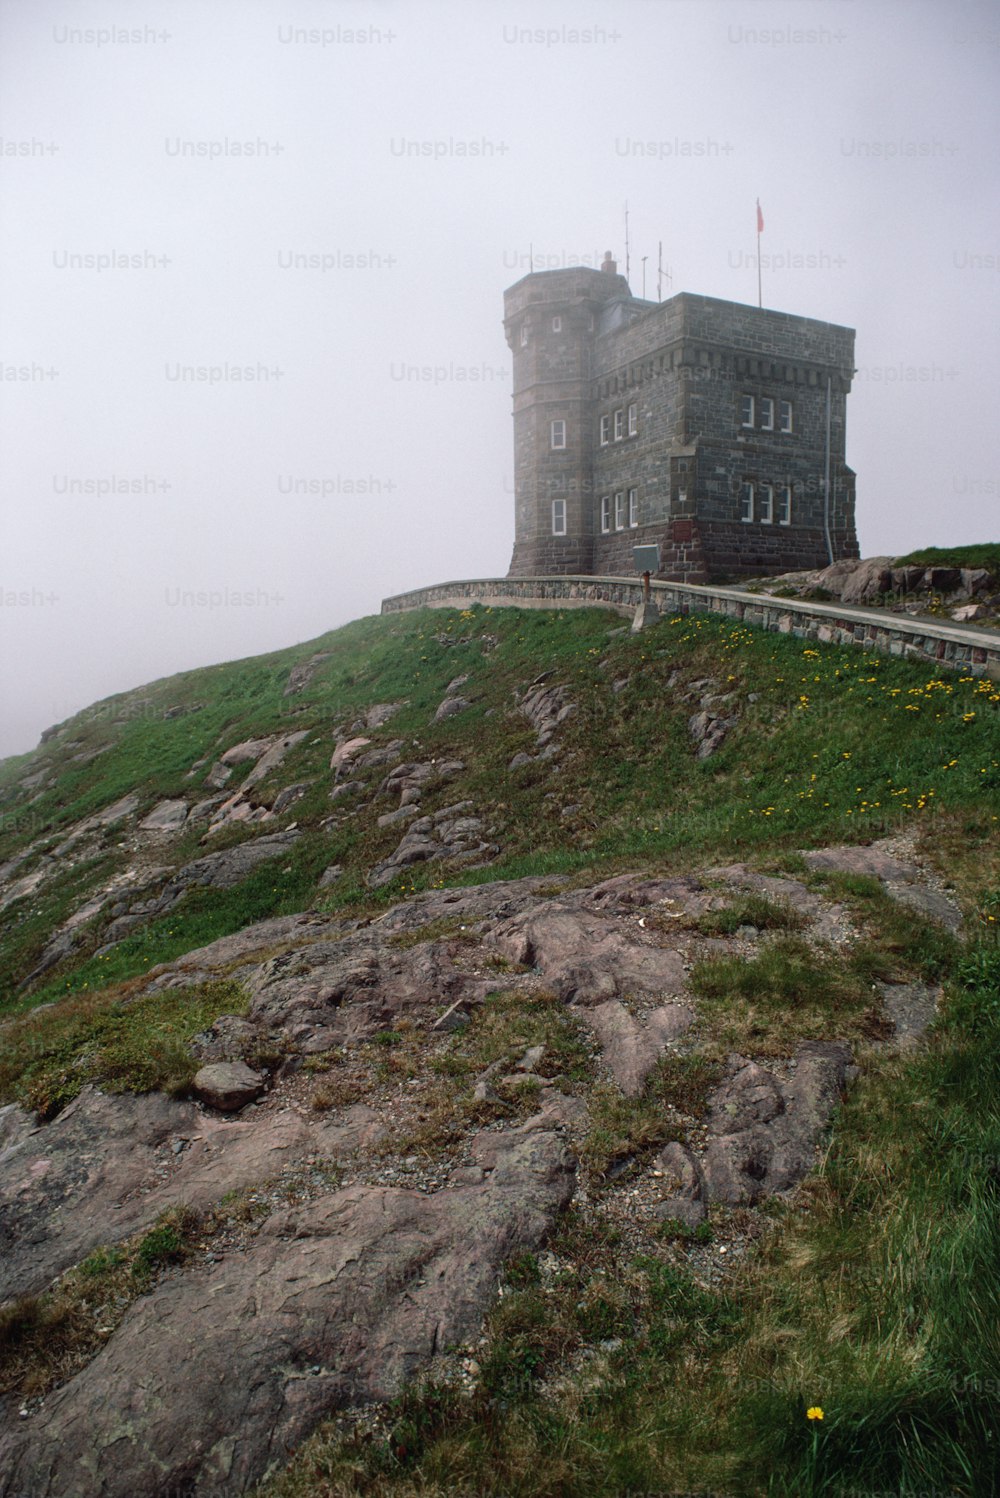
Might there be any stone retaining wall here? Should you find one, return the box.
[381,575,1000,680]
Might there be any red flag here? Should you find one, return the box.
[756,199,764,234]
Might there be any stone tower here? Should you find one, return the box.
[503,258,858,582]
[503,255,631,576]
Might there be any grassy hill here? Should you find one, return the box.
[2,603,997,1012]
[1,602,998,1495]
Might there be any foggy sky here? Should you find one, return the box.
[2,0,998,758]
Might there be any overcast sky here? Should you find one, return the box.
[1,0,997,758]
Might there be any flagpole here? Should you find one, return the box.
[756,199,763,308]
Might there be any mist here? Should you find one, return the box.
[2,0,997,757]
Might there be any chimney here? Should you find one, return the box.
[600,250,617,275]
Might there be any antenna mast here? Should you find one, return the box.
[657,242,673,301]
[624,202,630,280]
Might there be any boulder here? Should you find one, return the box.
[960,567,994,596]
[434,695,471,722]
[193,1061,265,1111]
[204,760,234,789]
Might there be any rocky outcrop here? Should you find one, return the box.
[205,730,311,830]
[0,1125,575,1498]
[508,674,576,769]
[655,1042,851,1222]
[586,1000,694,1095]
[0,1086,386,1305]
[283,651,332,696]
[766,555,999,622]
[138,799,189,833]
[802,845,963,932]
[367,786,495,888]
[434,675,472,722]
[491,892,690,1008]
[100,831,302,946]
[0,827,971,1498]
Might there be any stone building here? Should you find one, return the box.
[504,254,858,581]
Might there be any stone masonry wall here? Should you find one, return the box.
[381,575,1000,681]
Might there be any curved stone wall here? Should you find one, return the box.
[381,575,1000,680]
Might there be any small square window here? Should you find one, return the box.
[760,397,774,432]
[614,491,625,530]
[552,316,562,332]
[600,496,611,534]
[627,402,638,436]
[740,394,755,428]
[628,487,638,528]
[550,420,566,450]
[759,484,774,523]
[778,485,792,525]
[739,481,754,522]
[779,400,793,433]
[551,498,566,535]
[614,409,625,441]
[599,414,611,446]
[520,323,528,347]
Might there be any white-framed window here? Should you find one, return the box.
[552,316,562,332]
[614,408,625,441]
[551,498,566,535]
[740,393,755,428]
[520,323,528,347]
[739,481,754,522]
[778,485,792,525]
[614,491,626,530]
[628,487,638,527]
[627,402,638,436]
[550,419,566,450]
[599,414,611,446]
[760,397,774,431]
[759,483,774,523]
[600,495,611,533]
[779,399,793,433]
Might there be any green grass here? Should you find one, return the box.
[0,978,248,1118]
[696,891,808,936]
[688,934,878,1053]
[892,542,1000,575]
[581,1053,723,1176]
